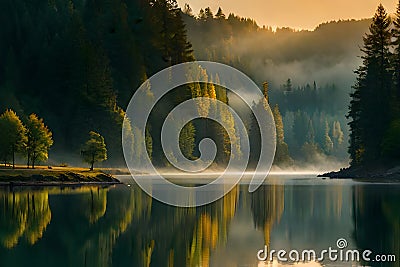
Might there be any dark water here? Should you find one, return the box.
[0,175,399,267]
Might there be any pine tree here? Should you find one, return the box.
[348,4,392,165]
[331,121,344,148]
[272,104,292,165]
[182,3,193,16]
[204,7,213,20]
[284,78,292,93]
[324,120,334,154]
[262,81,269,103]
[151,0,194,65]
[273,105,284,144]
[198,9,206,21]
[306,119,315,144]
[293,111,309,148]
[215,7,225,20]
[393,0,400,103]
[382,2,400,160]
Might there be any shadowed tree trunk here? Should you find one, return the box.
[12,145,15,169]
[90,153,95,171]
[32,152,36,169]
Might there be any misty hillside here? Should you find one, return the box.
[183,13,371,89]
[0,0,376,167]
[182,11,373,164]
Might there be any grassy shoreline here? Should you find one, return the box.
[0,166,121,186]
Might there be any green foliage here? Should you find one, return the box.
[273,105,284,144]
[382,119,400,158]
[179,122,196,159]
[0,109,27,168]
[324,120,334,154]
[348,4,394,165]
[215,7,225,20]
[393,1,400,109]
[122,118,135,164]
[293,111,309,147]
[145,126,153,162]
[272,104,293,166]
[0,0,195,166]
[26,114,54,169]
[331,121,344,146]
[81,131,107,171]
[218,95,241,162]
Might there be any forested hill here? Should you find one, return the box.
[182,9,371,89]
[0,0,374,167]
[0,0,194,165]
[182,9,372,165]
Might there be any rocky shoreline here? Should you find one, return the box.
[319,165,400,182]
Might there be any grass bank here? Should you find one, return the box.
[0,166,121,186]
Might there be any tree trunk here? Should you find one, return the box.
[27,152,30,169]
[12,145,15,169]
[32,153,35,169]
[90,153,95,171]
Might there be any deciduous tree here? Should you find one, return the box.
[0,109,26,168]
[26,114,53,169]
[82,131,107,171]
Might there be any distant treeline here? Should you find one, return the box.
[182,6,370,88]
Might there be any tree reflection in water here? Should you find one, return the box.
[0,183,398,267]
[353,185,400,267]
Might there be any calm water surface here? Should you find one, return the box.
[0,175,399,267]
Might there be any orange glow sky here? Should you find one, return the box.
[177,0,397,30]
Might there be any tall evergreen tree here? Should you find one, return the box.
[331,121,344,148]
[204,7,213,20]
[215,7,225,20]
[348,4,392,165]
[272,104,292,165]
[393,0,400,104]
[382,2,400,160]
[323,120,334,154]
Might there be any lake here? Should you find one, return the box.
[0,174,398,266]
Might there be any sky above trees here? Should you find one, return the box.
[177,0,397,30]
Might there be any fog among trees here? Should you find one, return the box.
[1,0,397,169]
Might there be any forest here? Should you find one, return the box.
[1,0,399,170]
